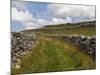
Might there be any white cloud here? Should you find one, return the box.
[12,1,27,11]
[12,7,70,30]
[12,8,33,23]
[12,7,40,29]
[12,1,96,31]
[52,18,68,24]
[12,7,66,29]
[48,4,95,22]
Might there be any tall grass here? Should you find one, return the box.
[12,37,95,75]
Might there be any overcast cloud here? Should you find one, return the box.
[48,4,95,22]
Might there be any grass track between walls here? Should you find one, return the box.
[12,36,95,75]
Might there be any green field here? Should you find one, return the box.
[12,21,96,75]
[23,21,96,36]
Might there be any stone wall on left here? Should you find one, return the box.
[11,32,37,68]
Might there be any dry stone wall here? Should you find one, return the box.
[11,32,37,68]
[44,34,96,58]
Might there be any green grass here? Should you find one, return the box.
[22,20,96,36]
[12,37,95,75]
[24,25,95,36]
[12,21,96,75]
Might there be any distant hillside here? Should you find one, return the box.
[44,21,95,29]
[21,21,96,36]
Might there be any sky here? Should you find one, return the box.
[11,0,96,32]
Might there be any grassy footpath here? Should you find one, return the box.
[12,36,95,75]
